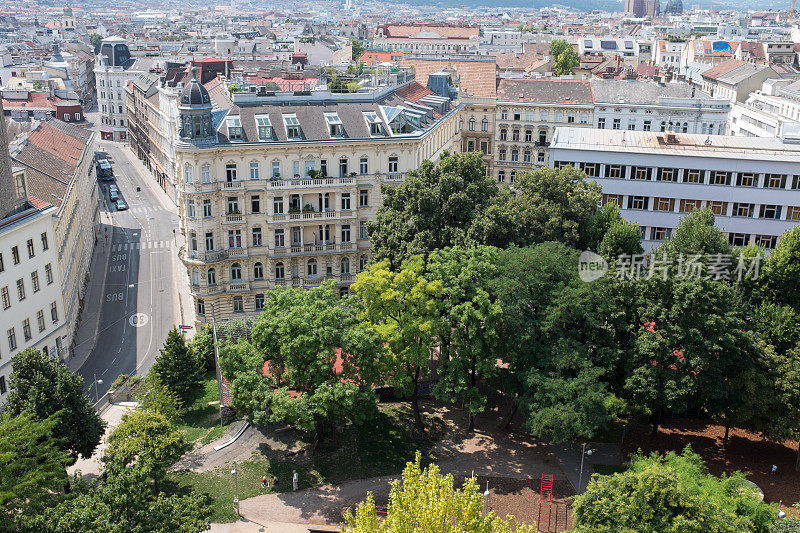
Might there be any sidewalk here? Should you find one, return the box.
[550,442,623,493]
[210,520,318,533]
[68,401,137,478]
[68,208,114,374]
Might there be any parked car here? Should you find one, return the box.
[96,159,113,181]
[109,184,118,194]
[109,190,119,202]
[116,199,128,210]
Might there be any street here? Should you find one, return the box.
[74,139,185,401]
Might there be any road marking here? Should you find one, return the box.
[129,313,149,328]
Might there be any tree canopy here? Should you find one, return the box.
[151,327,203,401]
[550,39,579,76]
[6,348,105,462]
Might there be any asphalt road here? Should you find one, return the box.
[77,142,181,399]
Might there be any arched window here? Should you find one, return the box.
[192,268,199,286]
[207,268,216,285]
[499,128,507,140]
[275,262,285,280]
[468,118,476,131]
[307,259,318,277]
[481,118,488,131]
[498,148,506,161]
[184,164,193,184]
[253,262,264,279]
[511,149,519,162]
[231,263,242,281]
[341,257,350,275]
[190,232,197,253]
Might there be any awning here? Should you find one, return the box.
[99,125,113,133]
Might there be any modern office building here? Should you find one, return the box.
[175,70,462,321]
[549,127,800,251]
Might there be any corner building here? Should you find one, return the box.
[175,75,462,322]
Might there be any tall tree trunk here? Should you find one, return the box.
[795,441,800,472]
[410,369,425,435]
[723,423,730,448]
[468,358,477,432]
[497,398,518,430]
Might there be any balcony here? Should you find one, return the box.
[382,172,408,182]
[227,282,250,292]
[227,247,247,258]
[180,246,228,264]
[223,180,244,190]
[224,213,244,224]
[267,176,356,189]
[193,284,224,297]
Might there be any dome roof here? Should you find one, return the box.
[181,70,211,106]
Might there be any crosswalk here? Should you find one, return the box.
[128,206,161,215]
[111,240,174,252]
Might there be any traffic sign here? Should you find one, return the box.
[179,324,192,330]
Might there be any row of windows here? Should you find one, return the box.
[601,193,800,220]
[188,222,369,253]
[562,162,800,189]
[186,191,370,218]
[192,256,368,286]
[639,225,779,248]
[0,233,49,273]
[596,118,700,133]
[184,156,400,183]
[499,109,588,123]
[498,148,546,163]
[499,129,550,143]
[98,79,122,88]
[1,264,55,310]
[4,303,59,354]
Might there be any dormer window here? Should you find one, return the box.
[255,115,272,141]
[227,116,243,141]
[364,112,384,136]
[325,112,345,138]
[283,114,302,140]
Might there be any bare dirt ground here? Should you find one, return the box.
[623,418,800,508]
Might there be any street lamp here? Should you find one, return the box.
[209,302,224,428]
[483,482,490,517]
[778,500,786,520]
[93,373,104,403]
[577,443,593,494]
[231,461,239,516]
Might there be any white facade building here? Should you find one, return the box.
[577,37,639,58]
[729,82,800,139]
[94,37,142,141]
[652,40,685,69]
[549,127,800,252]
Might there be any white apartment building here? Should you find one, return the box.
[729,82,800,138]
[550,127,800,252]
[174,71,462,321]
[577,37,639,58]
[95,37,143,141]
[652,40,685,69]
[592,80,730,135]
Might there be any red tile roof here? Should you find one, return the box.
[406,57,496,98]
[700,59,747,80]
[379,24,479,40]
[396,81,435,102]
[2,92,59,110]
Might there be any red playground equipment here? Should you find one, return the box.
[538,473,554,531]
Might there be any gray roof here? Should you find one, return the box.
[591,80,693,104]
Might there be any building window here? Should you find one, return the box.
[760,204,781,219]
[359,190,369,207]
[656,168,677,182]
[45,263,53,284]
[733,203,754,217]
[0,253,3,272]
[250,162,260,180]
[233,296,243,312]
[339,158,348,178]
[7,328,16,351]
[481,118,488,131]
[273,197,284,214]
[184,165,193,184]
[787,206,800,220]
[253,262,264,279]
[41,232,48,251]
[207,268,217,285]
[710,171,731,186]
[341,257,350,275]
[567,114,575,124]
[684,169,703,183]
[510,171,516,184]
[580,114,588,124]
[251,196,261,213]
[511,149,519,162]
[203,199,212,217]
[16,279,25,301]
[499,128,507,141]
[598,117,606,129]
[360,220,368,239]
[252,227,262,247]
[228,230,242,249]
[255,294,265,310]
[654,197,675,212]
[754,235,778,249]
[197,299,205,316]
[764,174,787,189]
[50,302,58,323]
[22,318,31,341]
[680,199,703,213]
[468,118,475,131]
[729,233,749,247]
[230,263,242,282]
[359,255,368,271]
[605,165,622,178]
[501,109,508,120]
[707,201,728,215]
[205,232,215,251]
[632,167,651,180]
[192,268,200,285]
[342,225,351,243]
[388,156,399,174]
[524,129,532,142]
[651,227,672,241]
[227,197,239,215]
[201,166,210,183]
[537,152,545,163]
[11,246,19,265]
[555,113,563,122]
[612,118,621,130]
[498,148,506,161]
[512,129,520,141]
[187,200,195,218]
[307,259,318,277]
[274,229,285,248]
[523,151,531,163]
[275,262,285,279]
[31,271,39,293]
[270,162,280,179]
[628,196,649,210]
[341,193,351,211]
[1,287,9,309]
[643,120,651,131]
[360,157,368,175]
[737,173,756,187]
[602,194,623,206]
[37,310,45,332]
[226,164,237,182]
[498,170,505,183]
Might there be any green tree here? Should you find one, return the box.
[572,447,773,532]
[189,324,217,371]
[351,39,366,61]
[27,466,211,533]
[6,348,105,462]
[656,208,732,274]
[151,327,202,400]
[594,204,644,259]
[219,282,383,443]
[134,373,183,422]
[772,518,800,533]
[507,166,602,250]
[427,246,503,430]
[89,33,102,53]
[0,412,71,523]
[344,452,534,532]
[104,409,185,490]
[751,302,799,354]
[352,257,443,434]
[760,226,800,312]
[370,151,512,269]
[549,39,579,76]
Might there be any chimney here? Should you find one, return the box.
[0,99,26,219]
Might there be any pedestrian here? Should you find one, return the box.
[261,476,267,489]
[292,470,298,492]
[772,464,778,475]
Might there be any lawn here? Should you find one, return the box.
[177,372,228,445]
[170,400,447,523]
